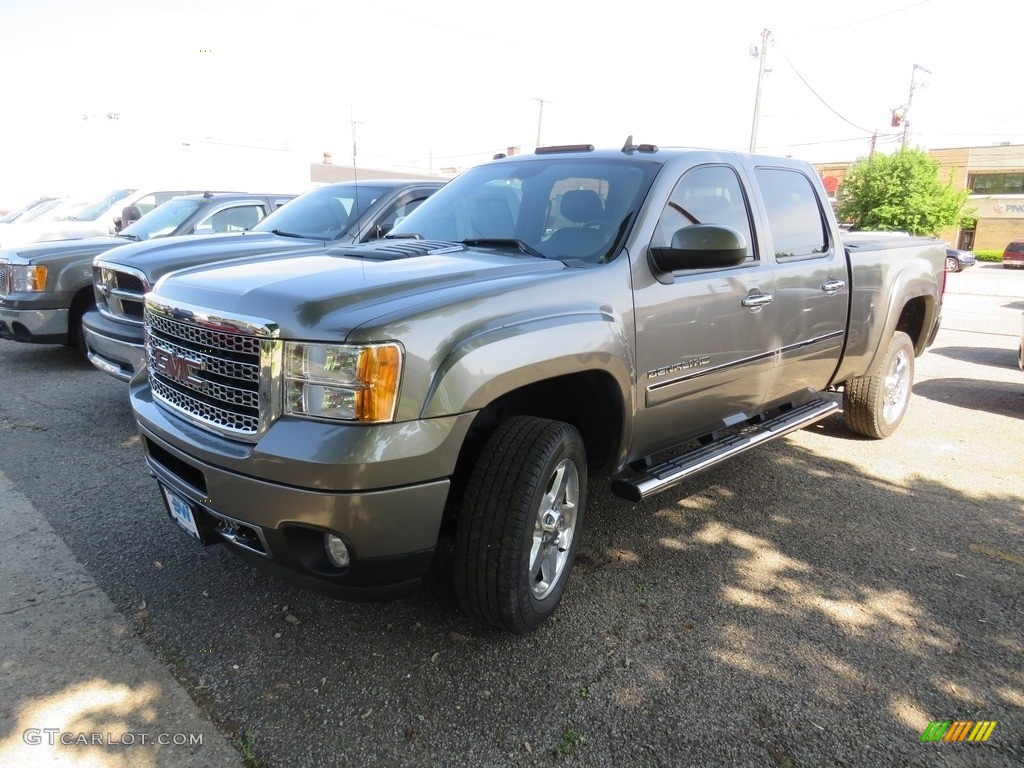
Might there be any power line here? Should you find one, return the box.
[788,0,935,34]
[774,44,874,134]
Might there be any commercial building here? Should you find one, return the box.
[814,144,1024,251]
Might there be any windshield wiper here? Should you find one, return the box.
[116,232,140,241]
[384,232,423,240]
[461,238,546,259]
[269,229,307,239]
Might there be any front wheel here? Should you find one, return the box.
[843,331,915,438]
[454,416,587,633]
[945,255,960,272]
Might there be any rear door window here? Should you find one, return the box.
[755,168,830,261]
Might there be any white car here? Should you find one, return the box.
[0,187,210,247]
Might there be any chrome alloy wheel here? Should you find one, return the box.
[529,458,579,600]
[883,347,911,424]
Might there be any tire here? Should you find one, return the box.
[66,300,90,359]
[843,331,915,439]
[945,255,960,272]
[454,416,587,633]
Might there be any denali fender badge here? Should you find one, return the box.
[647,356,711,379]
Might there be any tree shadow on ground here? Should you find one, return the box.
[913,377,1024,420]
[929,345,1021,370]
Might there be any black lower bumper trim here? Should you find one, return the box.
[229,545,433,601]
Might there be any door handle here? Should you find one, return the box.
[821,278,846,295]
[741,292,774,308]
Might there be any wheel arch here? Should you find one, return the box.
[860,292,936,377]
[67,285,96,346]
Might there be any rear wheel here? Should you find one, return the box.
[843,331,915,438]
[454,416,587,633]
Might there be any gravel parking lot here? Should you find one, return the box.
[0,263,1021,767]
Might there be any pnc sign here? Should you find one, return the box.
[152,347,204,386]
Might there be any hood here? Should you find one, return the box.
[97,231,327,282]
[3,236,124,263]
[0,220,108,248]
[152,240,570,340]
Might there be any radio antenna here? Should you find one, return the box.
[349,105,364,237]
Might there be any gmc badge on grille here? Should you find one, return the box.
[153,347,204,386]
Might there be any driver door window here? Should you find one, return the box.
[652,165,756,264]
[366,194,433,241]
[200,205,266,233]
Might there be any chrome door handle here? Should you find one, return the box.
[741,292,774,308]
[821,278,846,295]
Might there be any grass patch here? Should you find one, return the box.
[974,249,1003,262]
[235,728,261,767]
[552,727,585,759]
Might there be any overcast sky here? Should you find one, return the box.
[1,0,1021,207]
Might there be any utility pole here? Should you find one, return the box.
[869,131,878,158]
[901,63,931,150]
[748,28,771,153]
[533,98,550,149]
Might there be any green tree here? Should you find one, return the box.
[835,148,973,235]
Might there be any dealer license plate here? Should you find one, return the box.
[162,486,201,540]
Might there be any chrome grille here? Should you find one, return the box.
[95,263,150,325]
[150,376,260,433]
[114,272,145,292]
[148,312,261,355]
[0,262,9,296]
[144,298,280,441]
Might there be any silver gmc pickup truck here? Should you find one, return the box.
[85,179,443,381]
[129,142,945,633]
[0,192,293,355]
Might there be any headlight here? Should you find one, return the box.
[9,264,48,293]
[284,342,402,423]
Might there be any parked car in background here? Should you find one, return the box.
[0,187,223,248]
[84,178,444,381]
[0,192,294,357]
[0,196,60,225]
[944,247,977,272]
[1003,241,1024,269]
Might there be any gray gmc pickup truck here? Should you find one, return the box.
[129,142,945,633]
[85,179,443,381]
[0,192,293,355]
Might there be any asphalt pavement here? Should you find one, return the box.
[0,262,1021,767]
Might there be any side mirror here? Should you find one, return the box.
[649,224,747,276]
[118,205,142,232]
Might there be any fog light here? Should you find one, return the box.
[324,533,350,568]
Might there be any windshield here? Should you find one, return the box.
[121,198,201,240]
[388,157,658,263]
[251,184,389,240]
[17,198,67,223]
[71,188,137,222]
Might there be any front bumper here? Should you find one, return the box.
[82,308,145,382]
[130,376,477,598]
[0,302,69,344]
